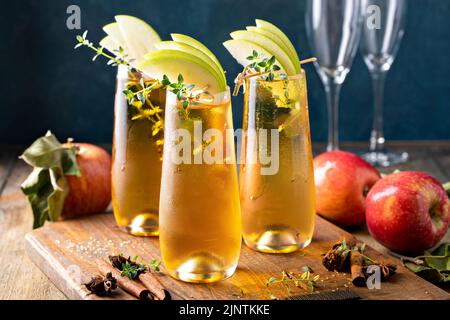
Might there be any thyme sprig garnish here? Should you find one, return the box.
[74,31,131,67]
[74,31,203,125]
[233,52,317,96]
[246,50,284,82]
[266,269,320,293]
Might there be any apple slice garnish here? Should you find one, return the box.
[230,30,296,75]
[153,41,226,90]
[99,36,118,55]
[223,39,288,75]
[102,22,128,53]
[170,33,225,78]
[114,15,161,64]
[139,50,226,93]
[246,26,299,74]
[255,19,301,73]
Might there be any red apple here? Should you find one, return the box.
[366,171,450,254]
[61,143,112,219]
[314,151,381,227]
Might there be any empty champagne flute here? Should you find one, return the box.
[306,0,363,151]
[360,0,408,166]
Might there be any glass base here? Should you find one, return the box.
[362,151,409,168]
[244,229,312,254]
[121,213,159,237]
[168,252,237,283]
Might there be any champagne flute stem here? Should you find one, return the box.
[325,83,342,151]
[369,71,387,152]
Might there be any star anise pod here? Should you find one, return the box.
[364,262,397,281]
[84,272,117,296]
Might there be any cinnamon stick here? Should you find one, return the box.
[96,259,151,300]
[138,272,171,300]
[322,237,357,272]
[350,251,366,287]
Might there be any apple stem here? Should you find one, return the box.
[389,252,426,265]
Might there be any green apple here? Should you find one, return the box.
[230,30,296,75]
[170,33,225,76]
[139,50,226,93]
[246,26,300,73]
[153,41,226,89]
[102,23,128,53]
[223,39,288,75]
[255,19,300,73]
[114,15,161,64]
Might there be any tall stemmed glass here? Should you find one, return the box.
[306,0,363,151]
[360,0,408,166]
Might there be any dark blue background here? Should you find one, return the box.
[1,0,449,144]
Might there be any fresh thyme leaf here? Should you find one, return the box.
[266,270,320,293]
[74,30,129,67]
[149,259,162,273]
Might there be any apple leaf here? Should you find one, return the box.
[20,132,81,228]
[404,263,445,283]
[403,243,450,285]
[424,244,450,272]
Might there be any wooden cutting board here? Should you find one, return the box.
[25,213,449,300]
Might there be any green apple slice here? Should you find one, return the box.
[103,22,128,53]
[255,19,301,73]
[230,30,296,75]
[114,15,161,64]
[223,39,288,75]
[152,41,226,89]
[99,36,118,55]
[139,50,225,93]
[246,26,299,73]
[170,34,225,76]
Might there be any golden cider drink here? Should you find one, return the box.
[112,65,165,236]
[159,89,242,283]
[240,71,316,253]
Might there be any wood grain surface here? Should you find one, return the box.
[25,212,450,300]
[1,142,449,300]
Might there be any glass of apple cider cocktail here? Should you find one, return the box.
[112,65,165,236]
[240,71,316,253]
[159,89,242,283]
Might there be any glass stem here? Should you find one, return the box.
[325,83,342,151]
[369,71,387,152]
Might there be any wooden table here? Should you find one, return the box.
[1,141,449,300]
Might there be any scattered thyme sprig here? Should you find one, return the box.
[337,239,375,264]
[74,31,130,67]
[266,269,320,293]
[109,254,162,280]
[121,260,147,280]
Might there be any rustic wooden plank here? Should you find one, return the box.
[25,213,449,300]
[2,142,449,300]
[0,160,66,300]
